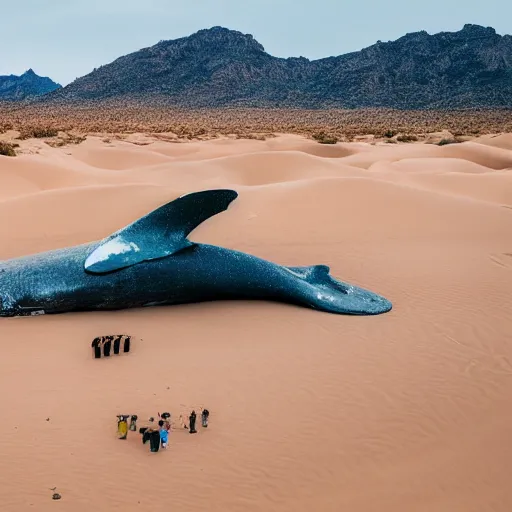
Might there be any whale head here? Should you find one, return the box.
[334,285,392,315]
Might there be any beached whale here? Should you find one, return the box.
[0,189,392,317]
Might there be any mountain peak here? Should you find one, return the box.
[0,69,61,101]
[187,26,266,52]
[461,23,496,35]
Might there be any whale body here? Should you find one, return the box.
[0,189,392,317]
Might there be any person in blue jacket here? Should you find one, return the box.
[158,420,169,449]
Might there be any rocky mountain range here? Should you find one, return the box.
[12,25,512,108]
[0,69,61,101]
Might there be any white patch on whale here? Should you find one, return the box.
[85,237,141,267]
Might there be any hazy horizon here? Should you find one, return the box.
[1,0,510,86]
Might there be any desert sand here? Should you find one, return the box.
[0,133,511,511]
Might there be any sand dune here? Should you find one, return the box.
[1,135,512,512]
[398,170,512,205]
[367,158,512,204]
[71,144,174,170]
[475,133,512,151]
[368,157,493,174]
[341,140,512,170]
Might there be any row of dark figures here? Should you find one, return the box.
[117,410,210,453]
[92,335,131,358]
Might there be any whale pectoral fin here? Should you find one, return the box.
[84,189,238,274]
[85,235,194,275]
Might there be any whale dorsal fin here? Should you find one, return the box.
[84,189,238,274]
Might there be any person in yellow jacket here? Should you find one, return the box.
[117,415,129,439]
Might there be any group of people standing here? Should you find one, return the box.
[116,409,210,453]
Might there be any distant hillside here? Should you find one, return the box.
[40,24,512,108]
[0,69,61,101]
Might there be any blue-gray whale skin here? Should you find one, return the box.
[0,189,392,317]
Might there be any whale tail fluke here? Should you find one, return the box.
[285,264,392,315]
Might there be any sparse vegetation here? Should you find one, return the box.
[0,122,13,133]
[19,126,59,139]
[312,131,338,144]
[0,141,18,157]
[0,101,510,141]
[437,138,463,146]
[396,134,418,142]
[45,133,87,147]
[68,133,86,144]
[234,132,274,141]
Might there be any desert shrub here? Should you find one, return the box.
[235,132,273,141]
[45,140,66,147]
[0,122,13,133]
[67,134,86,144]
[45,133,86,147]
[437,138,462,146]
[396,134,418,142]
[19,127,59,139]
[312,131,338,144]
[0,141,18,156]
[383,130,397,138]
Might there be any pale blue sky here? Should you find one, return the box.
[1,0,510,86]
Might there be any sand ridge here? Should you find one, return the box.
[0,134,512,511]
